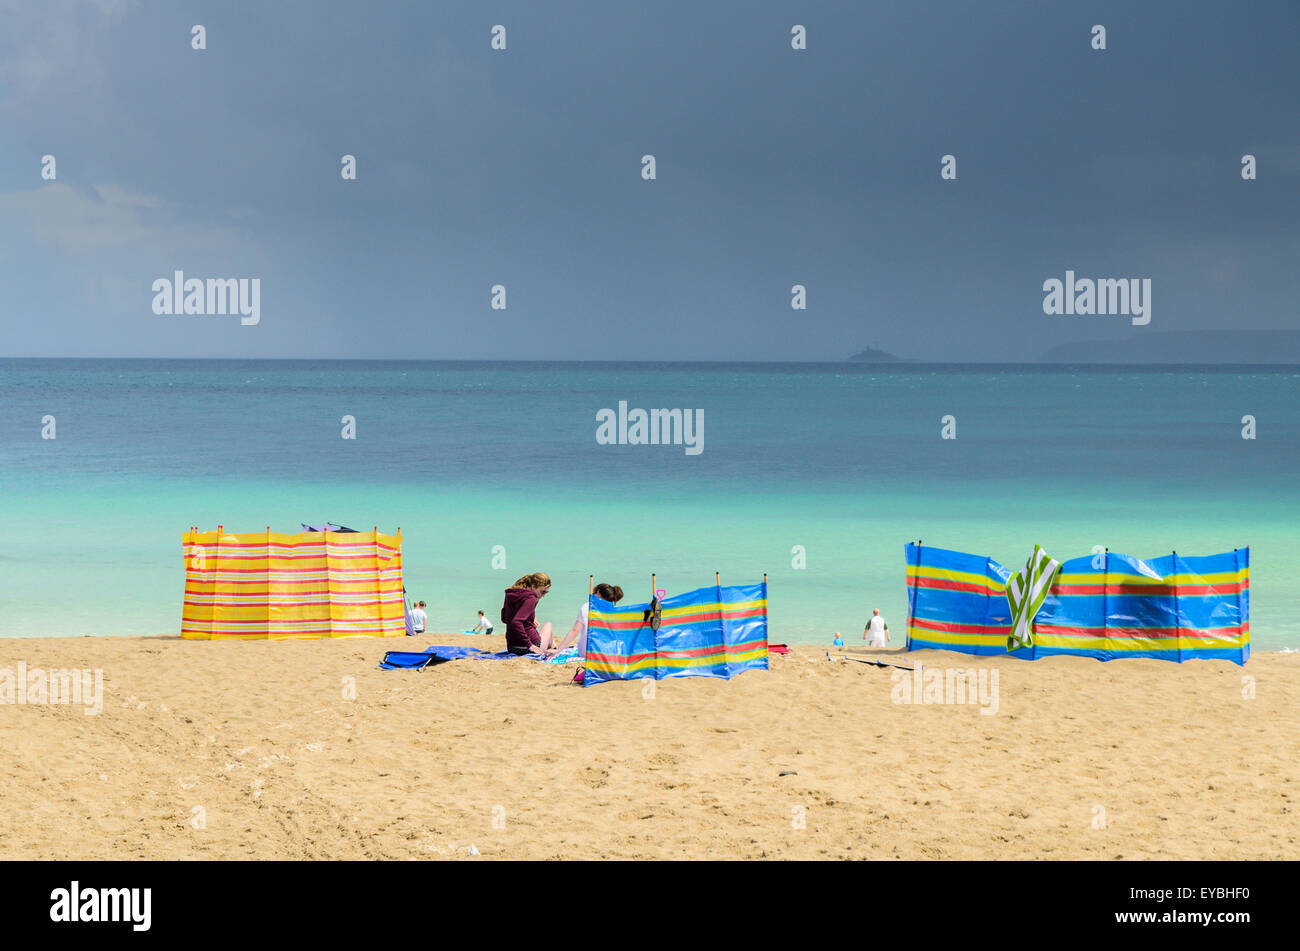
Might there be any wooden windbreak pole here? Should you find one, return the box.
[715,571,721,587]
[589,575,594,596]
[651,573,656,601]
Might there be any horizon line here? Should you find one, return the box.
[3,356,1300,367]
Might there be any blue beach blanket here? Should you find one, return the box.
[379,645,582,669]
[379,645,488,669]
[468,648,578,661]
[379,645,527,669]
[434,646,490,660]
[472,647,582,663]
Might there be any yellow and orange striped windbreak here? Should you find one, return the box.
[181,527,406,639]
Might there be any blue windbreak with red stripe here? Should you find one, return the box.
[583,582,769,685]
[905,543,1249,664]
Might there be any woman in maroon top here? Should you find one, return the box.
[500,572,555,655]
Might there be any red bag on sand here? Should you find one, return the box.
[768,644,791,655]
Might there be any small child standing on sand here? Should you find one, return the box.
[832,632,844,647]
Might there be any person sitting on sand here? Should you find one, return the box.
[863,608,890,647]
[501,572,554,655]
[548,582,624,659]
[832,632,844,647]
[471,610,494,635]
[411,601,427,635]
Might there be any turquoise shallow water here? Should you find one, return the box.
[1,359,1297,648]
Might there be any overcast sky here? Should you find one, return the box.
[1,0,1297,361]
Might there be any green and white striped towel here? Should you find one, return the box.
[1005,545,1061,651]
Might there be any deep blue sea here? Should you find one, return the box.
[1,359,1296,648]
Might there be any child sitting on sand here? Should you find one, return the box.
[832,632,844,647]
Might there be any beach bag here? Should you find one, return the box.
[571,667,585,685]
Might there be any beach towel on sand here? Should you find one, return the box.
[1004,545,1062,651]
[379,645,576,669]
[466,647,578,662]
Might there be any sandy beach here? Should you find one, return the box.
[1,634,1295,860]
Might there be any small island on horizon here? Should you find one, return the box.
[846,345,903,362]
[839,330,1300,365]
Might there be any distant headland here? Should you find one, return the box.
[846,346,903,362]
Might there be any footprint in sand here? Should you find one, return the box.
[579,766,609,788]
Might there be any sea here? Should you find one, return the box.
[1,359,1296,649]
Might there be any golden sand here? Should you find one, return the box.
[1,634,1295,859]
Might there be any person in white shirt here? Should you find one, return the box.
[471,610,494,635]
[863,608,890,647]
[549,582,624,658]
[411,601,427,634]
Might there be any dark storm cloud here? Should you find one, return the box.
[1,0,1297,360]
